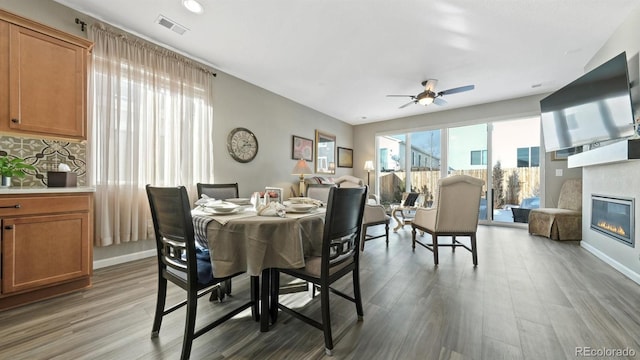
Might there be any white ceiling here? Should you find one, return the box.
[54,0,640,125]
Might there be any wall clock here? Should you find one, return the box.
[227,127,258,163]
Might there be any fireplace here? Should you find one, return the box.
[590,195,635,247]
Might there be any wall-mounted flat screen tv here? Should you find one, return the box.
[540,52,635,152]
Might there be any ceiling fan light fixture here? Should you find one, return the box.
[182,0,204,14]
[418,95,434,106]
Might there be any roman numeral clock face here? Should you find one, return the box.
[227,127,258,163]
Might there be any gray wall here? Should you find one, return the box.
[1,0,353,266]
[579,6,640,282]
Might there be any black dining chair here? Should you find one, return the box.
[196,182,239,200]
[196,182,239,296]
[146,185,258,360]
[272,186,367,356]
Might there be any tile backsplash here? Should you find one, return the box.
[0,135,86,187]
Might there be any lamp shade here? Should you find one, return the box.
[292,159,312,175]
[363,160,375,171]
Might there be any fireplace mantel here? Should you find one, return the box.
[567,138,640,168]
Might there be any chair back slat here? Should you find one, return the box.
[146,186,197,280]
[322,187,367,271]
[197,183,239,200]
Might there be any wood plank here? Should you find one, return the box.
[0,225,639,358]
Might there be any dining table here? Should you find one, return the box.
[192,203,326,332]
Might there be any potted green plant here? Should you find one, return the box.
[0,155,36,187]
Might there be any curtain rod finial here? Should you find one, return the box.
[75,18,87,32]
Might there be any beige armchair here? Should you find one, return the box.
[335,176,391,250]
[411,175,485,266]
[528,179,582,241]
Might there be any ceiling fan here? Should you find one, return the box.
[387,79,475,109]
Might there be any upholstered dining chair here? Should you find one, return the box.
[411,175,485,266]
[273,186,367,356]
[334,175,391,251]
[528,179,582,240]
[196,182,239,200]
[146,185,257,360]
[305,183,335,203]
[196,183,238,297]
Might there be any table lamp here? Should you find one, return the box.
[364,160,375,186]
[292,159,312,196]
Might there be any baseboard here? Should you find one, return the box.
[581,241,640,286]
[93,249,156,270]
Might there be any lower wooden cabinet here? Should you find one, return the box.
[0,192,93,310]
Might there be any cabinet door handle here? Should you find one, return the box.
[4,225,13,230]
[11,118,20,124]
[0,204,21,209]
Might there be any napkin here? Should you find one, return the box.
[195,194,212,206]
[257,202,286,217]
[295,198,324,207]
[306,199,324,207]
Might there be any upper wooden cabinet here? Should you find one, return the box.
[0,10,93,140]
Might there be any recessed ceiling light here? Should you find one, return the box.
[182,0,204,14]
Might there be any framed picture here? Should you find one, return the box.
[264,186,283,203]
[337,147,353,168]
[551,146,583,161]
[291,135,313,161]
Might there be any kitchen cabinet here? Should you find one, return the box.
[0,9,92,140]
[0,192,93,310]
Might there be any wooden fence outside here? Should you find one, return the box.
[378,167,540,208]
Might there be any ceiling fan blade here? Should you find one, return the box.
[433,97,447,106]
[398,101,416,109]
[421,79,438,92]
[438,84,475,96]
[386,95,415,97]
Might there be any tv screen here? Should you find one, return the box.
[540,52,635,152]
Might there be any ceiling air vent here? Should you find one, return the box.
[156,15,188,35]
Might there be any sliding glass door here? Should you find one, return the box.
[377,131,442,207]
[448,124,489,220]
[377,134,406,205]
[375,117,540,225]
[490,117,541,223]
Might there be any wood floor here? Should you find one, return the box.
[2,224,640,359]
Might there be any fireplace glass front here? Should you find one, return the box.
[590,195,634,247]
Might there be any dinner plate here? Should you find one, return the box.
[285,206,315,214]
[202,207,243,215]
[204,201,240,211]
[287,197,312,204]
[289,203,316,211]
[225,198,252,205]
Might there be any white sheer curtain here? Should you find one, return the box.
[89,24,214,247]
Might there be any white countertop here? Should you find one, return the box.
[0,186,96,194]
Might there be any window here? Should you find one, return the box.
[516,146,540,168]
[90,24,215,246]
[470,150,487,165]
[517,147,530,167]
[531,146,540,167]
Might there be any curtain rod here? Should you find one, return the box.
[89,22,217,77]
